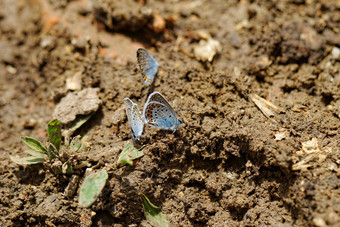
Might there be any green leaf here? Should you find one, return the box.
[21,137,47,154]
[25,156,46,163]
[63,114,93,146]
[23,150,48,159]
[68,114,92,133]
[69,140,82,152]
[79,170,108,208]
[47,119,62,152]
[69,135,87,153]
[117,143,144,165]
[140,194,169,227]
[10,155,46,165]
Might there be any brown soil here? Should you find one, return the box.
[0,0,339,226]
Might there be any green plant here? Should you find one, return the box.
[78,169,108,208]
[140,193,169,227]
[10,119,62,164]
[63,114,93,146]
[77,142,145,208]
[10,118,89,175]
[117,142,144,166]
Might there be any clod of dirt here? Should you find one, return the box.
[52,88,101,124]
[34,194,61,217]
[300,26,322,50]
[92,0,153,32]
[64,175,79,198]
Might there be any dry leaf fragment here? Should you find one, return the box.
[249,94,283,119]
[274,130,288,141]
[301,138,320,154]
[292,138,332,171]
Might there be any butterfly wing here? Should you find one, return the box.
[143,101,180,131]
[145,91,172,107]
[137,48,158,85]
[124,98,144,140]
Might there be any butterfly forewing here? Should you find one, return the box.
[145,91,172,107]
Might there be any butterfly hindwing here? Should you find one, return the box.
[124,98,144,140]
[137,48,158,85]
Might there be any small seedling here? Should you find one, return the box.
[78,169,108,208]
[10,119,62,164]
[10,118,89,176]
[140,193,169,227]
[117,143,144,165]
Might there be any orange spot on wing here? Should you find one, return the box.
[142,72,151,82]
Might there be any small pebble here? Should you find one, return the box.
[6,65,17,74]
[331,47,340,59]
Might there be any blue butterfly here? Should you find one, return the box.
[124,98,144,140]
[143,92,182,132]
[137,48,159,85]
